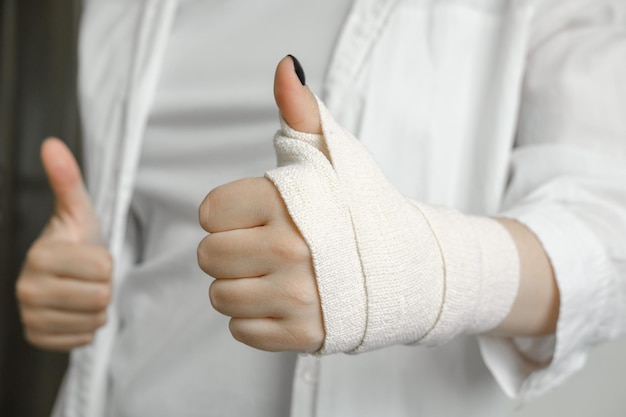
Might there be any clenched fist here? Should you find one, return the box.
[15,138,112,351]
[197,56,324,352]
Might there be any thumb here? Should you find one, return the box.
[41,137,93,220]
[274,55,321,135]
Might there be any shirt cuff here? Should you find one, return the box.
[478,203,614,400]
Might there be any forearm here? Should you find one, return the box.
[491,217,560,337]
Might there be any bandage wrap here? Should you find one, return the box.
[266,98,520,354]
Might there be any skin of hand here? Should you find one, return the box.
[15,138,113,351]
[198,56,560,353]
[197,56,325,353]
[492,218,560,337]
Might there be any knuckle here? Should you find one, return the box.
[199,187,220,231]
[19,308,37,329]
[24,329,46,348]
[198,195,211,230]
[15,279,41,306]
[25,243,52,271]
[206,186,220,204]
[196,240,206,267]
[94,250,114,279]
[274,275,317,310]
[208,282,233,314]
[196,236,214,275]
[80,333,95,347]
[288,282,319,309]
[286,322,323,352]
[22,310,52,333]
[271,268,319,312]
[228,319,271,351]
[228,319,249,345]
[93,311,108,328]
[91,284,112,309]
[269,234,310,264]
[208,282,222,311]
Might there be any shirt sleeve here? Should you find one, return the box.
[478,1,626,400]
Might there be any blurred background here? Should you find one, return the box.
[1,1,625,416]
[1,0,80,415]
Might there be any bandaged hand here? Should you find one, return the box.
[196,58,325,353]
[198,55,520,354]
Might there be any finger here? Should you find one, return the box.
[18,275,111,312]
[274,55,321,134]
[210,267,318,319]
[24,329,95,351]
[26,241,113,282]
[41,137,93,219]
[198,228,273,279]
[21,307,107,334]
[199,177,282,233]
[198,223,311,279]
[229,317,323,353]
[209,277,286,318]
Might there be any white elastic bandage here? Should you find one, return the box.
[265,98,520,354]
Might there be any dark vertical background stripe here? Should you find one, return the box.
[1,0,81,415]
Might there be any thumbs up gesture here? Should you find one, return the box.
[15,138,112,351]
[197,56,325,353]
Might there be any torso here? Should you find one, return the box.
[107,1,352,416]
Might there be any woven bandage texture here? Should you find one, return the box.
[265,98,520,354]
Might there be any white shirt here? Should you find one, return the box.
[108,1,351,416]
[53,1,626,416]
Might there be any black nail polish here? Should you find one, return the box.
[288,54,306,86]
